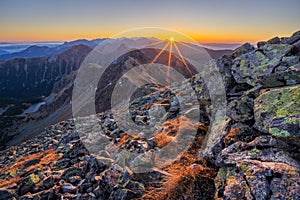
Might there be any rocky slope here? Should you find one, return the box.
[0,31,299,199]
[0,45,92,150]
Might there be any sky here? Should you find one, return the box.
[0,0,299,43]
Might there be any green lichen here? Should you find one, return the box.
[240,59,246,69]
[254,85,300,134]
[255,64,271,74]
[269,127,291,137]
[255,51,268,65]
[238,163,253,176]
[285,117,300,125]
[239,59,251,76]
[265,44,292,57]
[247,148,261,156]
[219,167,227,184]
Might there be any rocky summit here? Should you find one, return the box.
[0,31,300,200]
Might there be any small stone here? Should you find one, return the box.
[24,158,39,168]
[68,175,81,184]
[61,183,77,194]
[0,189,13,199]
[42,176,54,189]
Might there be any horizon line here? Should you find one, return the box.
[0,37,247,45]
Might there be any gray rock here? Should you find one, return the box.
[0,189,13,200]
[227,96,254,123]
[254,85,300,142]
[61,183,77,194]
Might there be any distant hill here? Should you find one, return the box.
[0,39,106,60]
[204,48,233,59]
[0,44,92,98]
[0,49,9,55]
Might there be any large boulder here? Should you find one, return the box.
[254,85,300,141]
[231,43,294,86]
[215,136,300,200]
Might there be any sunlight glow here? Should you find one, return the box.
[148,37,197,79]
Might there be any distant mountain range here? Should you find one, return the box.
[0,38,236,61]
[199,43,242,50]
[0,39,106,60]
[0,49,9,55]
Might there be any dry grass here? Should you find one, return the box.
[0,148,62,188]
[224,128,239,145]
[154,132,173,148]
[117,134,131,147]
[0,176,21,188]
[143,151,215,200]
[143,114,215,200]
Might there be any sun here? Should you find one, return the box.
[147,36,196,79]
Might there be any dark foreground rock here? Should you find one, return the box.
[201,30,300,199]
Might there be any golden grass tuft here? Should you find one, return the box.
[143,153,215,200]
[142,113,214,200]
[0,148,62,188]
[117,134,131,147]
[154,132,173,148]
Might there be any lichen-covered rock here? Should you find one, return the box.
[215,137,300,200]
[254,85,300,140]
[224,123,259,146]
[232,43,255,58]
[200,118,233,163]
[231,42,294,87]
[261,44,293,60]
[257,36,281,48]
[257,69,300,88]
[227,96,254,122]
[282,30,300,45]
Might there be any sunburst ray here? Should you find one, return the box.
[174,42,193,76]
[167,41,173,80]
[151,42,170,64]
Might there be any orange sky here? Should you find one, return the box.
[0,0,299,43]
